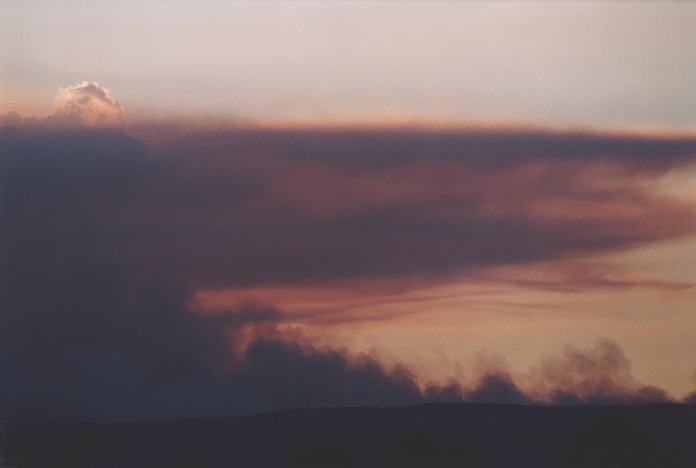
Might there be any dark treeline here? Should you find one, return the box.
[3,403,696,468]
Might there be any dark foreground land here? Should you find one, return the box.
[3,403,695,468]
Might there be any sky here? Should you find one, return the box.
[3,1,696,128]
[1,1,696,421]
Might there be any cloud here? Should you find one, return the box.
[5,125,696,304]
[50,81,123,128]
[0,111,22,127]
[465,373,533,404]
[1,124,693,420]
[528,340,670,405]
[32,126,692,294]
[421,340,671,406]
[1,247,423,421]
[684,372,696,404]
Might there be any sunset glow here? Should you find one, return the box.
[2,1,696,426]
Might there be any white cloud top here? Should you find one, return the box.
[54,81,123,127]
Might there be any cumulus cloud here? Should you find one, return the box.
[1,125,694,421]
[685,391,696,404]
[52,81,123,127]
[684,372,696,404]
[527,340,670,405]
[466,373,533,404]
[0,110,22,127]
[422,340,670,406]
